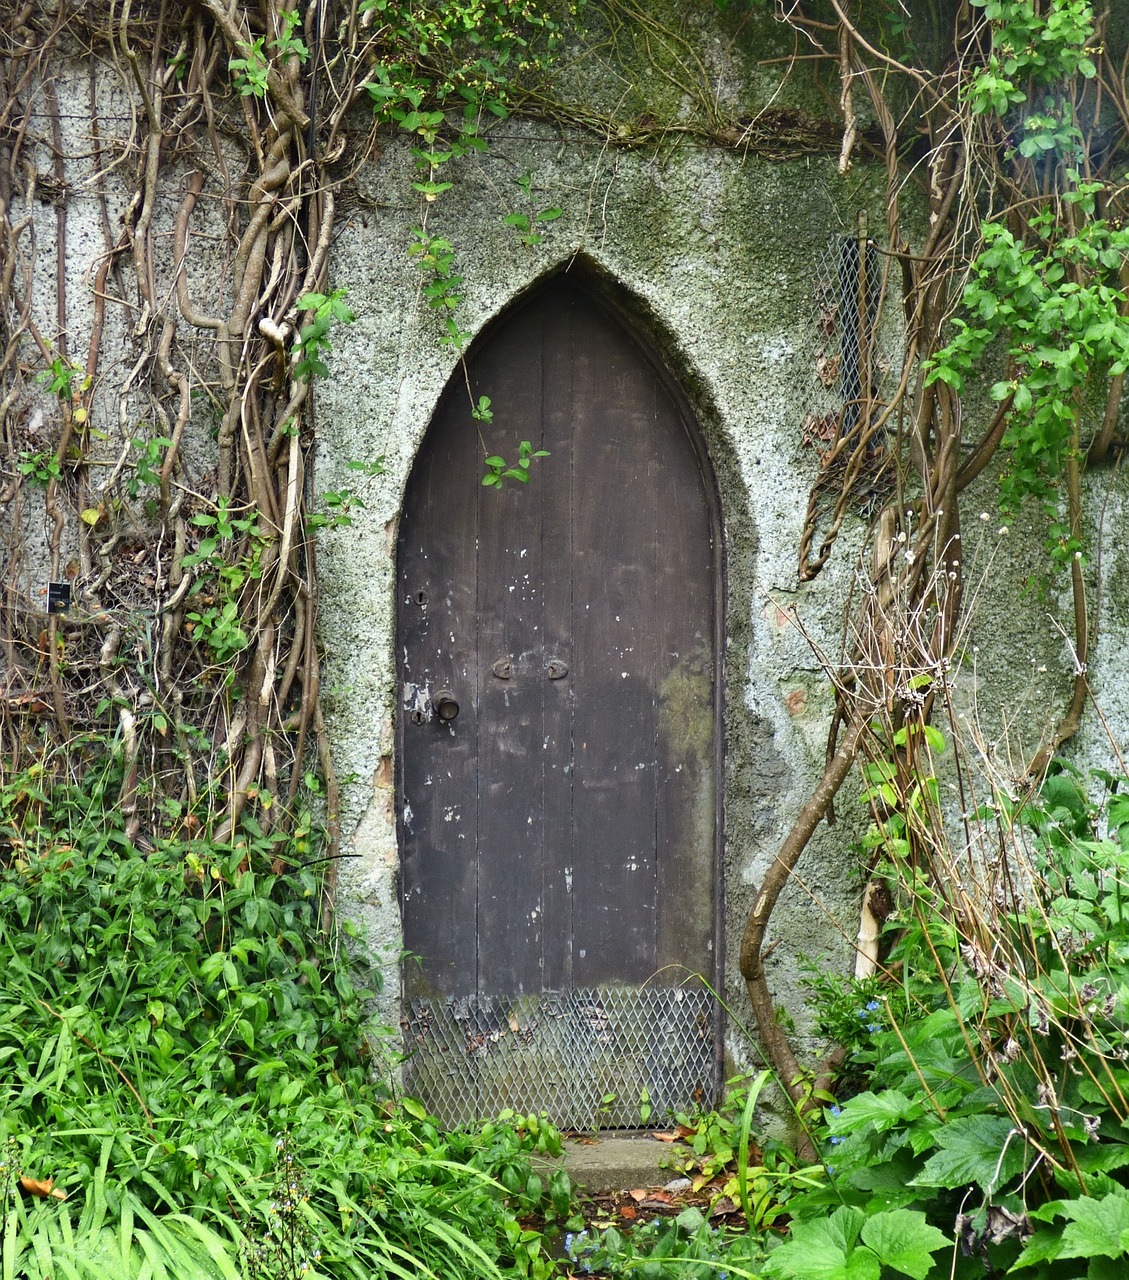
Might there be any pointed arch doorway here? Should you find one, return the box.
[396,274,724,1128]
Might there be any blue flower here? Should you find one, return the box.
[867,1023,882,1033]
[830,1134,844,1145]
[829,1104,842,1117]
[865,1000,881,1011]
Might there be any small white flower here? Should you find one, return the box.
[980,511,990,522]
[999,526,1010,536]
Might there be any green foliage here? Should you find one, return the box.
[16,450,62,487]
[482,439,550,488]
[0,752,572,1280]
[128,433,173,498]
[293,290,356,383]
[963,0,1097,116]
[564,1207,767,1279]
[360,0,570,127]
[308,459,386,533]
[504,171,563,248]
[227,11,309,98]
[762,1205,949,1280]
[36,353,87,403]
[228,38,270,97]
[793,766,1129,1277]
[667,1074,825,1229]
[927,214,1129,559]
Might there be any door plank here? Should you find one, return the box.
[539,290,577,993]
[475,308,548,996]
[398,373,481,999]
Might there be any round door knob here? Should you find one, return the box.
[431,689,460,721]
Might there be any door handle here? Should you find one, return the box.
[431,689,460,721]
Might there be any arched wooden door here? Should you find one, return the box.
[397,277,722,1127]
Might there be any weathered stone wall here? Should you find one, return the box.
[9,3,1129,1082]
[315,97,1128,1068]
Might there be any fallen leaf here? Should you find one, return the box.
[21,1176,66,1200]
[651,1131,679,1143]
[628,1189,647,1202]
[619,1204,637,1220]
[710,1197,739,1217]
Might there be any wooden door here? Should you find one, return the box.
[397,277,721,1127]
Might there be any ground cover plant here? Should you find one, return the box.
[773,733,1129,1280]
[0,750,569,1280]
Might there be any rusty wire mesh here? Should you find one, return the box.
[402,986,718,1129]
[799,228,899,578]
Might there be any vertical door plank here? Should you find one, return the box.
[569,294,663,985]
[398,374,482,999]
[475,312,548,996]
[539,289,577,992]
[651,397,717,976]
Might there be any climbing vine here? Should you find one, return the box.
[2,0,1128,1165]
[736,0,1129,1158]
[0,0,569,919]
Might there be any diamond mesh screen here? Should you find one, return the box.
[402,987,718,1129]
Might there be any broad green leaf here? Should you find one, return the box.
[762,1206,880,1280]
[912,1115,1026,1191]
[1011,1227,1064,1271]
[836,1090,924,1134]
[860,1209,950,1280]
[1058,1193,1129,1260]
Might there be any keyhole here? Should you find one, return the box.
[416,590,428,605]
[410,708,426,725]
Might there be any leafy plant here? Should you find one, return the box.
[503,171,562,248]
[16,449,62,487]
[293,290,356,382]
[128,433,173,497]
[785,758,1129,1278]
[0,752,574,1280]
[566,1206,766,1279]
[482,439,549,488]
[36,353,88,404]
[228,37,269,97]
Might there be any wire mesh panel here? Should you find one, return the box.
[800,217,899,578]
[402,986,717,1129]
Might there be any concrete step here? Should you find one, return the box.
[546,1134,679,1195]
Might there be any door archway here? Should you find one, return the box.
[396,274,724,1127]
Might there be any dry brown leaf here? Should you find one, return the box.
[21,1175,66,1200]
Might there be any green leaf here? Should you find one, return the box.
[911,1115,1026,1191]
[1012,1228,1065,1270]
[1058,1193,1129,1260]
[835,1090,924,1134]
[860,1210,950,1279]
[763,1207,881,1280]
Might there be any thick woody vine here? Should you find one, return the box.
[0,0,566,923]
[738,0,1129,1160]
